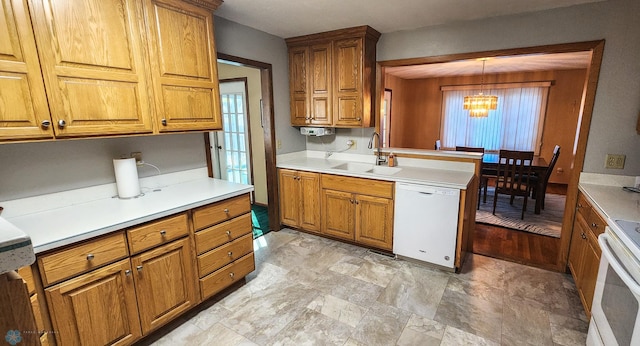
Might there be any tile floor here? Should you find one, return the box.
[146,228,588,346]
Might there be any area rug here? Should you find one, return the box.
[476,187,565,238]
[251,205,270,239]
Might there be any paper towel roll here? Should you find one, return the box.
[113,158,141,199]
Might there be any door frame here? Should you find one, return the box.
[205,53,280,232]
[378,40,605,272]
[215,77,256,203]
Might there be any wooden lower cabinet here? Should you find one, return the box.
[320,174,394,251]
[568,191,603,318]
[278,169,321,232]
[45,259,142,346]
[131,237,196,334]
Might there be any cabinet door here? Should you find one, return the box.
[322,189,355,240]
[580,233,602,316]
[299,171,321,232]
[0,0,53,141]
[355,194,393,251]
[143,0,222,132]
[288,46,309,126]
[45,259,141,346]
[29,0,154,137]
[568,215,587,287]
[131,237,196,335]
[279,169,300,227]
[333,37,363,127]
[309,42,332,125]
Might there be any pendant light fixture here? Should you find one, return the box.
[463,59,498,117]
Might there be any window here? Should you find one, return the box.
[441,83,550,154]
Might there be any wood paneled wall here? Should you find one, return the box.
[384,69,587,184]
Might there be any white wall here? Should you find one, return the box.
[213,16,305,155]
[0,133,206,201]
[376,0,640,175]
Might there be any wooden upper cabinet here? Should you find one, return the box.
[143,0,222,132]
[28,0,155,137]
[288,46,309,126]
[0,0,53,141]
[286,26,380,128]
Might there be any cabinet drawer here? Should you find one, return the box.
[193,194,251,230]
[576,192,591,220]
[197,233,254,277]
[587,208,606,237]
[321,174,394,199]
[194,213,252,254]
[127,213,189,254]
[199,252,255,299]
[38,232,128,286]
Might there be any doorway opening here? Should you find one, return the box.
[378,40,605,272]
[205,53,279,238]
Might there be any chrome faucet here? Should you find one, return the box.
[368,131,387,166]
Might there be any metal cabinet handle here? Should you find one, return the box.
[229,272,235,279]
[581,233,586,239]
[228,251,233,257]
[224,208,230,214]
[86,253,94,261]
[125,269,132,276]
[41,120,51,129]
[356,117,361,121]
[58,119,66,128]
[136,265,143,272]
[161,119,167,126]
[160,230,167,236]
[226,230,232,236]
[591,223,598,228]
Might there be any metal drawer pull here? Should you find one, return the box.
[58,119,66,128]
[86,254,94,261]
[581,233,586,239]
[160,230,167,236]
[228,251,233,257]
[229,272,234,279]
[136,265,143,272]
[161,119,167,126]
[125,269,132,276]
[591,223,598,228]
[226,230,232,236]
[41,120,51,128]
[224,208,230,214]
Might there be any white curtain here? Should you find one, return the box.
[441,86,549,154]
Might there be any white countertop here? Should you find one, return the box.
[0,218,35,273]
[1,172,253,254]
[277,151,476,190]
[579,183,640,223]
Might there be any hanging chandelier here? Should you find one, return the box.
[463,59,498,117]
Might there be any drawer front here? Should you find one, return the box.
[576,192,591,220]
[193,194,251,230]
[199,252,255,299]
[197,233,254,277]
[194,213,252,254]
[127,213,189,254]
[38,232,128,286]
[587,208,606,237]
[321,174,394,199]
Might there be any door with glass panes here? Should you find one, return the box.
[210,81,252,197]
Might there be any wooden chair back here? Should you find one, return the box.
[495,149,534,197]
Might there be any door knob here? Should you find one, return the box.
[161,119,167,126]
[58,119,66,128]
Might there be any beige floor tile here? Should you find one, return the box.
[396,314,446,346]
[306,294,368,328]
[434,288,503,342]
[440,325,499,346]
[270,309,353,346]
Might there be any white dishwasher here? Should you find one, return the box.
[393,182,460,268]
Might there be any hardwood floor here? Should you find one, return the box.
[472,182,566,271]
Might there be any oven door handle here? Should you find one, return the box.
[599,233,640,296]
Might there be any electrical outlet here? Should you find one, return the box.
[276,140,282,149]
[347,139,357,149]
[605,154,625,169]
[130,151,143,165]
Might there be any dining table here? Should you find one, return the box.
[481,153,549,215]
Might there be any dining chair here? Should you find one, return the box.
[529,145,561,210]
[455,146,489,209]
[435,140,442,150]
[493,149,534,220]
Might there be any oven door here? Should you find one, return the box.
[592,230,640,345]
